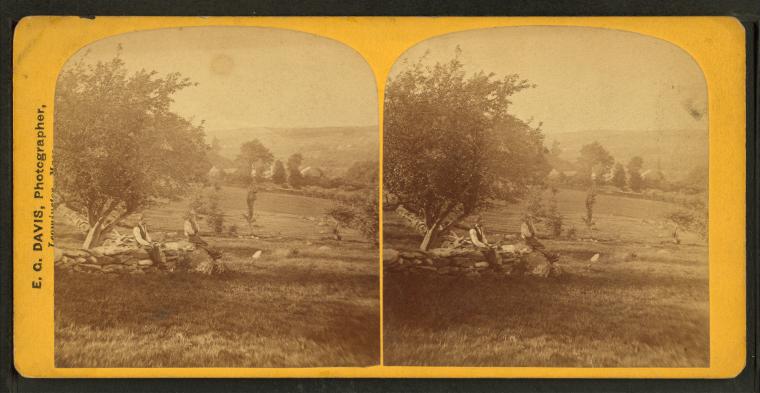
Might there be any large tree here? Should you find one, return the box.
[611,162,627,189]
[287,153,304,188]
[54,55,210,248]
[577,141,614,184]
[384,52,549,250]
[271,159,287,185]
[237,139,273,181]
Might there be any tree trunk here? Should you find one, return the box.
[420,226,441,251]
[82,220,104,249]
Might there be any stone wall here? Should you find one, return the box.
[54,240,203,274]
[383,244,562,278]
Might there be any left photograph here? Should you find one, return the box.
[52,27,380,367]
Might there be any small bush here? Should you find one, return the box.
[325,187,379,247]
[565,225,578,239]
[523,186,564,238]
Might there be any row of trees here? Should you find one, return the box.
[230,139,307,188]
[227,138,377,190]
[573,141,648,191]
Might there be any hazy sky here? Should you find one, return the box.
[390,26,708,136]
[64,25,707,136]
[63,26,378,130]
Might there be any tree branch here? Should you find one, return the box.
[102,208,134,234]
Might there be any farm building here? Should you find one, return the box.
[208,166,221,178]
[641,169,666,182]
[300,166,324,178]
[547,169,578,181]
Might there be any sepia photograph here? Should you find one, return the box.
[382,26,709,367]
[52,27,380,367]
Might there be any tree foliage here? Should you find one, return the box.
[54,55,209,248]
[611,162,627,189]
[383,51,549,250]
[577,141,614,184]
[238,139,273,168]
[524,186,563,238]
[344,160,379,186]
[665,197,707,241]
[326,186,379,247]
[287,153,304,188]
[237,139,273,181]
[271,160,287,185]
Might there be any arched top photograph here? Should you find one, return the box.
[52,25,380,368]
[383,25,710,368]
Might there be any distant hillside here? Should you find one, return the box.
[206,126,379,177]
[548,129,708,181]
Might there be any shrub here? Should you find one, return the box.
[189,186,225,234]
[325,187,379,247]
[523,186,563,237]
[665,198,707,241]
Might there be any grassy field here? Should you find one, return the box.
[383,188,709,367]
[55,186,379,367]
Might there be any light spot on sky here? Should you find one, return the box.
[62,27,378,130]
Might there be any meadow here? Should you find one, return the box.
[383,188,709,367]
[54,186,380,368]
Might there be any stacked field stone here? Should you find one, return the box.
[383,245,562,278]
[54,241,196,274]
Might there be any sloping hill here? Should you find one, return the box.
[548,129,708,181]
[206,126,379,176]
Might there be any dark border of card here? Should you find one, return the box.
[0,1,757,392]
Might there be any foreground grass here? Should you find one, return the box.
[55,186,379,367]
[56,220,379,367]
[383,190,709,367]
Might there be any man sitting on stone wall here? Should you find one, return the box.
[521,214,559,264]
[469,215,500,265]
[184,210,222,260]
[133,213,165,267]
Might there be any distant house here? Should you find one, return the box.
[300,166,324,178]
[208,166,221,178]
[641,169,666,182]
[547,169,578,181]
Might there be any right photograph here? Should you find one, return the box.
[382,26,709,367]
